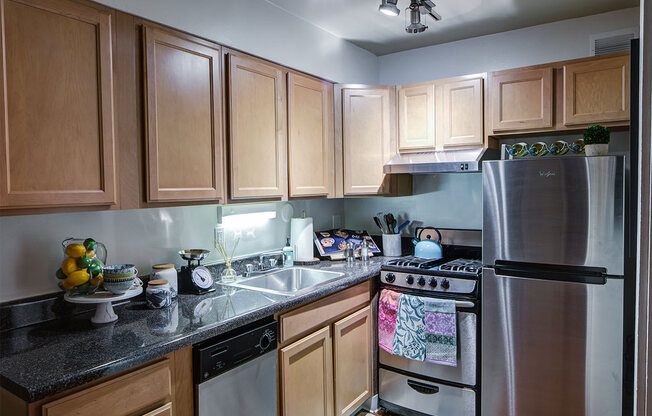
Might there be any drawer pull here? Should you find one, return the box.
[407,379,440,395]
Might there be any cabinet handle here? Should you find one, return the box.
[407,379,440,395]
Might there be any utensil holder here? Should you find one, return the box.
[382,234,402,257]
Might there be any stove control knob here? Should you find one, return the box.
[417,277,426,286]
[385,273,396,283]
[441,279,450,290]
[429,278,437,288]
[406,275,414,284]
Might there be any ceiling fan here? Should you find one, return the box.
[378,0,442,34]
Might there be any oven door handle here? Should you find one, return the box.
[407,379,440,395]
[455,300,475,309]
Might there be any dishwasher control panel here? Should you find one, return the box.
[194,318,277,384]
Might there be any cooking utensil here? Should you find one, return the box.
[397,220,410,233]
[373,216,386,233]
[385,213,395,233]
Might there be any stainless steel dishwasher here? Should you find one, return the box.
[194,318,277,416]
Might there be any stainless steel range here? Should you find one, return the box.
[379,241,481,416]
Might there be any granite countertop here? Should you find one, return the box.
[0,258,384,402]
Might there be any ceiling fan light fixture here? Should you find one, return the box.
[405,2,427,33]
[378,0,400,16]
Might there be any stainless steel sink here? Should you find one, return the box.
[224,267,345,296]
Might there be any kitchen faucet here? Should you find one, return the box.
[245,251,284,277]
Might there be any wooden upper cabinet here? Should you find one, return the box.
[333,305,373,416]
[0,0,116,208]
[491,68,553,131]
[339,86,396,196]
[287,73,334,198]
[143,26,224,202]
[227,53,287,200]
[397,82,436,151]
[441,76,484,148]
[280,325,334,416]
[563,55,630,125]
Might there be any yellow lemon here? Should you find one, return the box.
[61,257,79,276]
[62,279,76,290]
[90,274,103,286]
[65,269,90,287]
[65,244,86,258]
[87,250,95,259]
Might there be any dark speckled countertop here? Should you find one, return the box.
[0,258,384,402]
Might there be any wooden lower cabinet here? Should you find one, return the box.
[280,325,334,416]
[333,305,373,416]
[1,348,193,416]
[279,297,373,416]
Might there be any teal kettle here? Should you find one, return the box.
[412,227,443,259]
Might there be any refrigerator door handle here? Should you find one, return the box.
[493,260,607,284]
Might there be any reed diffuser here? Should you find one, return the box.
[216,237,239,283]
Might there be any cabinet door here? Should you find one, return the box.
[397,82,436,151]
[0,0,116,208]
[491,68,553,131]
[341,87,395,196]
[563,55,630,125]
[228,54,287,200]
[441,77,484,148]
[280,325,334,416]
[143,27,224,202]
[333,305,372,416]
[288,73,334,198]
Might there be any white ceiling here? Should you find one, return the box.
[264,0,638,55]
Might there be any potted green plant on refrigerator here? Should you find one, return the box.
[583,125,610,156]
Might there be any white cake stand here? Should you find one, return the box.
[64,286,143,324]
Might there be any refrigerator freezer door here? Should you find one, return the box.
[481,267,623,416]
[483,156,625,275]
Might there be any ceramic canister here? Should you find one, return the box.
[151,263,178,297]
[146,279,172,309]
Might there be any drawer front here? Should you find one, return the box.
[42,359,172,416]
[143,402,172,416]
[379,311,476,385]
[279,280,370,344]
[379,369,475,416]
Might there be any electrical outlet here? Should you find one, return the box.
[214,224,224,249]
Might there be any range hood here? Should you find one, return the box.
[383,148,499,174]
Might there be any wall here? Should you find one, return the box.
[0,200,343,302]
[378,7,640,84]
[94,0,378,84]
[344,173,483,234]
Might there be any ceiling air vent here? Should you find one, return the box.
[590,28,638,56]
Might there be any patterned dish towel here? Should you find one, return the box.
[424,298,458,366]
[392,293,426,361]
[378,289,400,353]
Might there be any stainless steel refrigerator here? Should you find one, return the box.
[482,155,625,416]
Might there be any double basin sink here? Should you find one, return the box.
[221,267,345,297]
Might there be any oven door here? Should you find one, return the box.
[379,300,477,386]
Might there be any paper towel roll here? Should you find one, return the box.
[291,217,314,261]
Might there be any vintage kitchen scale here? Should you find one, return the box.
[178,249,215,295]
